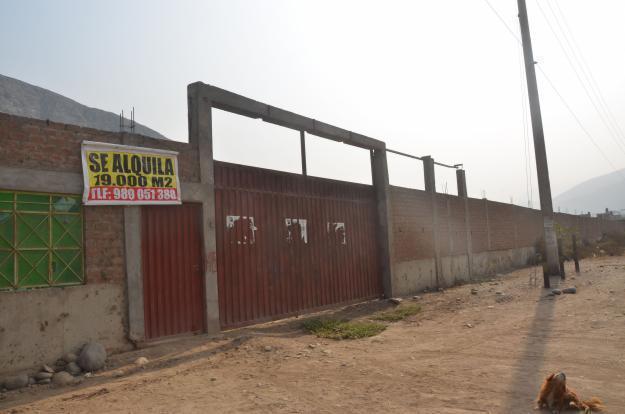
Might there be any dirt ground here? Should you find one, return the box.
[1,256,624,414]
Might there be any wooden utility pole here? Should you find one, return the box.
[517,0,560,287]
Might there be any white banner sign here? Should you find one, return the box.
[81,141,182,205]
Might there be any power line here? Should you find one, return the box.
[534,0,625,156]
[482,0,625,176]
[483,0,522,43]
[536,65,622,172]
[548,0,625,148]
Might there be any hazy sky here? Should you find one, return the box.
[2,0,624,206]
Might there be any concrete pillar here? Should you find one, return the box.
[371,147,394,298]
[187,83,221,333]
[513,204,518,249]
[124,206,145,342]
[422,156,442,287]
[462,192,473,280]
[447,198,453,256]
[422,156,436,192]
[456,169,467,198]
[484,198,492,251]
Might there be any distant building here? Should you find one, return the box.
[597,208,624,221]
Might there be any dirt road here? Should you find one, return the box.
[2,256,624,413]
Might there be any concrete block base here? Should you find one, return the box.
[0,284,130,374]
[392,246,536,296]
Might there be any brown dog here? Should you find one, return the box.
[536,372,604,413]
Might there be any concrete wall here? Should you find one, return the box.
[0,284,129,373]
[0,205,130,374]
[1,111,623,373]
[390,186,624,296]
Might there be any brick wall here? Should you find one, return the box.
[391,187,434,261]
[84,207,126,284]
[468,198,489,253]
[0,114,202,373]
[0,113,202,288]
[390,185,625,266]
[0,113,200,182]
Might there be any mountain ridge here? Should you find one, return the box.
[554,168,625,214]
[0,74,166,140]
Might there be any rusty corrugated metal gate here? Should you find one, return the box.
[142,204,205,339]
[215,161,382,329]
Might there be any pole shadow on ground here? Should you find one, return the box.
[501,276,559,413]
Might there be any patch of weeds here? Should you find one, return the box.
[302,318,386,339]
[373,304,421,322]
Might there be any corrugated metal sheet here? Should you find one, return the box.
[142,204,205,340]
[215,161,382,329]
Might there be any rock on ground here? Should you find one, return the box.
[52,371,76,387]
[34,372,53,381]
[62,352,78,363]
[41,364,55,374]
[77,342,107,372]
[66,362,82,376]
[3,374,29,390]
[134,357,149,366]
[54,359,67,372]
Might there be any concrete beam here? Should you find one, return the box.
[192,82,385,150]
[188,83,221,333]
[124,206,145,342]
[0,166,82,194]
[370,147,394,298]
[0,166,205,202]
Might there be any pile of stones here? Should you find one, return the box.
[1,342,107,392]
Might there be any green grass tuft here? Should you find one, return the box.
[302,318,386,339]
[373,303,421,322]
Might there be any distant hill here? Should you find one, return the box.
[554,168,625,215]
[0,74,166,140]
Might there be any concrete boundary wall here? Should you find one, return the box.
[1,101,624,373]
[390,185,624,296]
[0,113,204,374]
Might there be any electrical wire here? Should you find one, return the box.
[534,0,625,156]
[548,0,625,148]
[482,0,625,177]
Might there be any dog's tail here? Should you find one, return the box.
[583,397,604,412]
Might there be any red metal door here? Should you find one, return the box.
[142,204,205,340]
[215,161,382,329]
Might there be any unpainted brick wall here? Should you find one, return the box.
[391,187,434,261]
[0,113,200,182]
[390,186,625,264]
[84,207,125,284]
[0,113,201,288]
